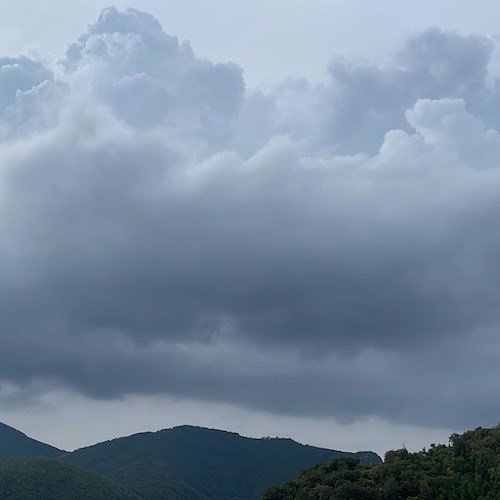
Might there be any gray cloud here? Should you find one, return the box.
[244,28,498,156]
[321,27,495,153]
[0,8,499,431]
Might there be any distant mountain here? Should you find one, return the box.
[0,457,143,499]
[66,425,381,499]
[0,422,63,459]
[263,426,500,500]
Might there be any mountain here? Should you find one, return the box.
[65,425,381,499]
[0,422,63,459]
[263,425,500,499]
[0,457,143,499]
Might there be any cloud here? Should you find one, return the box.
[62,6,245,147]
[0,7,499,431]
[247,28,496,155]
[0,56,65,138]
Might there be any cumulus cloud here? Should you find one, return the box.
[62,7,244,147]
[0,56,65,138]
[246,28,498,155]
[0,7,499,431]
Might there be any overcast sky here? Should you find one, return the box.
[0,1,499,458]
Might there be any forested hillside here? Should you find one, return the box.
[263,426,500,499]
[1,422,498,499]
[0,457,142,499]
[66,425,380,499]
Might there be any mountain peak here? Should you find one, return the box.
[66,424,381,499]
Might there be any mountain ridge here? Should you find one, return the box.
[74,424,378,457]
[1,421,381,499]
[0,422,64,459]
[65,424,381,499]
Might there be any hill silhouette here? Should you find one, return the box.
[0,422,63,459]
[66,425,381,499]
[2,421,497,499]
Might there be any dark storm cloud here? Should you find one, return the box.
[0,7,499,429]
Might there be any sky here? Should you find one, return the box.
[0,1,499,458]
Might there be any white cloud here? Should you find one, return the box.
[61,7,245,148]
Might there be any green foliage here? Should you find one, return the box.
[65,425,380,500]
[0,457,143,499]
[263,426,500,500]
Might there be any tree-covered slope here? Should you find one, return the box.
[66,425,380,499]
[0,457,143,499]
[0,422,63,459]
[263,425,500,500]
